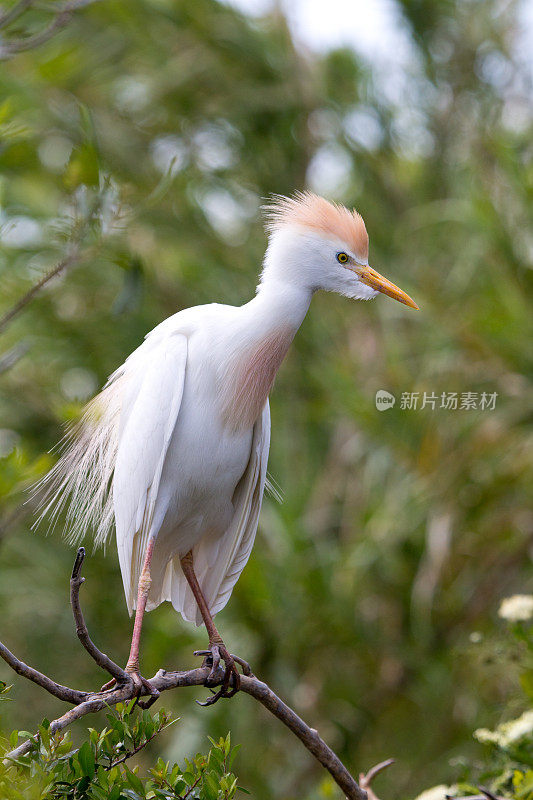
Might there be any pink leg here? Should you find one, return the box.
[126,537,155,675]
[180,550,242,705]
[101,538,159,699]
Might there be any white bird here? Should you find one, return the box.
[38,192,418,702]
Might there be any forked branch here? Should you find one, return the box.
[0,248,82,335]
[0,549,377,800]
[69,547,129,684]
[0,0,98,59]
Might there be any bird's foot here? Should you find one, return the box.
[194,642,251,706]
[100,668,160,709]
[126,669,160,709]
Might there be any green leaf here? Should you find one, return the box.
[77,741,96,779]
[0,682,13,701]
[203,771,220,800]
[125,698,138,715]
[208,745,224,772]
[228,744,241,770]
[64,143,99,190]
[520,670,533,700]
[108,785,123,800]
[124,765,145,796]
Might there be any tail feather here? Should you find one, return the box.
[33,371,124,547]
[143,542,214,626]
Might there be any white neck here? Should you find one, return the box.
[219,278,311,431]
[245,277,312,335]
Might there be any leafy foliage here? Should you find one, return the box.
[414,603,533,800]
[467,613,533,799]
[0,702,243,800]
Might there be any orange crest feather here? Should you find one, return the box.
[264,192,369,261]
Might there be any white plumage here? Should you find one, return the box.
[36,193,417,691]
[38,302,272,626]
[112,308,272,626]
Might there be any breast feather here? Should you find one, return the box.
[220,326,294,431]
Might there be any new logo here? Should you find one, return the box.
[375,390,396,410]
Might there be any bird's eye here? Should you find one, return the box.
[336,252,349,264]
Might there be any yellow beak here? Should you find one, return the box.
[356,265,419,310]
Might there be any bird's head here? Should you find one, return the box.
[261,192,419,309]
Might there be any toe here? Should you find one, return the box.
[206,644,221,685]
[195,642,249,705]
[231,654,253,677]
[141,676,160,698]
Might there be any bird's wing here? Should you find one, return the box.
[183,400,271,625]
[113,332,188,614]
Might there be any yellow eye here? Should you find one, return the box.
[336,252,348,264]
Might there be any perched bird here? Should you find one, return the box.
[38,192,418,703]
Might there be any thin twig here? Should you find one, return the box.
[0,249,81,335]
[0,0,33,29]
[70,547,129,684]
[0,0,97,57]
[0,640,87,705]
[446,796,487,800]
[2,670,207,763]
[238,675,364,800]
[479,788,505,800]
[0,341,30,375]
[182,774,203,800]
[447,791,506,800]
[0,551,370,800]
[359,759,395,800]
[0,7,72,55]
[0,507,26,544]
[106,728,160,770]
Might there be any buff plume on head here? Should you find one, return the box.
[260,191,418,309]
[263,191,369,263]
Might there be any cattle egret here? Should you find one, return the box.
[39,192,418,703]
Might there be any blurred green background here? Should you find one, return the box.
[0,0,532,797]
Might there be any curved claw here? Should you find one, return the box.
[206,644,221,686]
[231,653,253,677]
[100,676,117,692]
[194,642,244,706]
[138,692,160,710]
[99,670,160,709]
[125,670,160,708]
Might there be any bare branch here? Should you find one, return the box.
[5,693,124,762]
[0,248,81,336]
[447,796,487,800]
[239,675,364,800]
[106,727,161,769]
[0,341,30,375]
[70,547,130,684]
[479,788,505,800]
[0,0,98,58]
[446,790,506,800]
[359,759,395,800]
[0,549,368,800]
[0,506,26,545]
[0,0,33,29]
[0,640,87,705]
